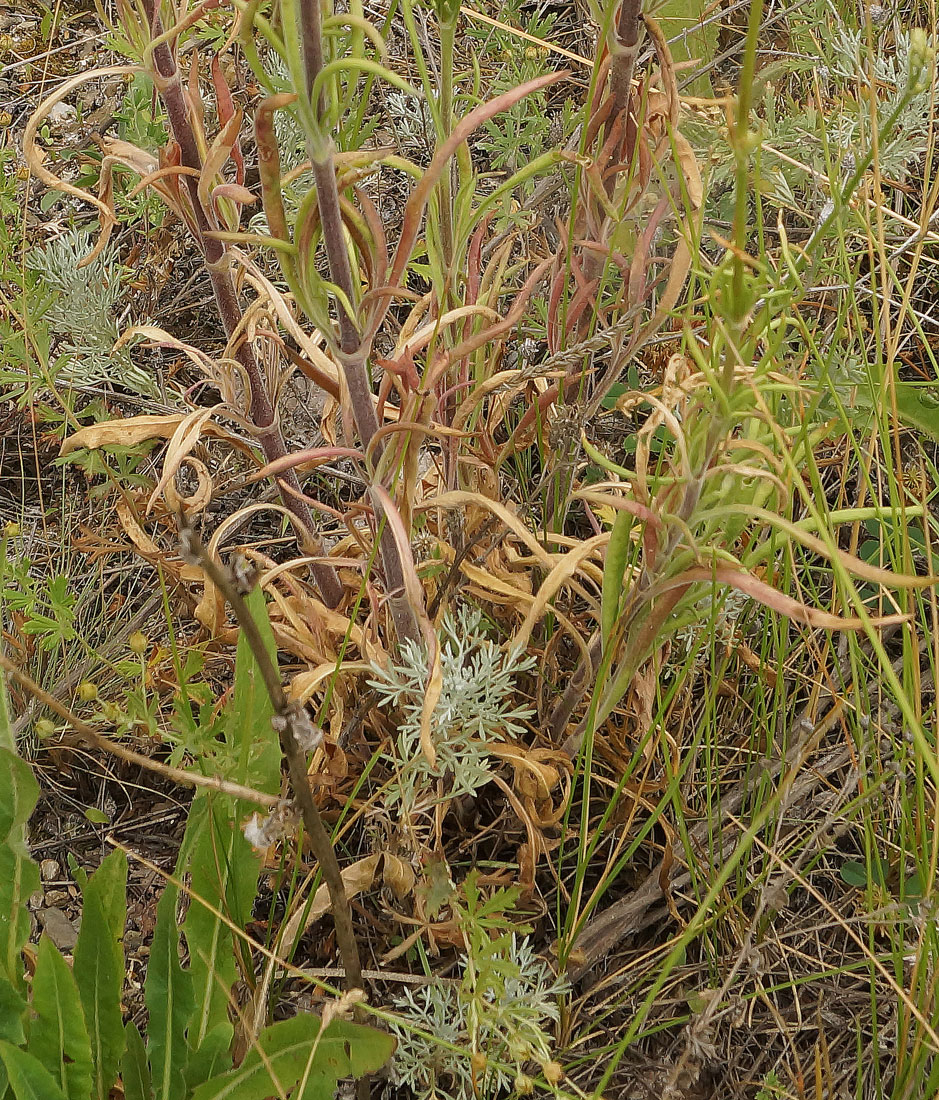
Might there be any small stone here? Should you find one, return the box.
[40,859,60,882]
[37,908,78,952]
[47,101,76,128]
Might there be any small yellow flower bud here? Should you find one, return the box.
[76,681,98,702]
[35,718,56,739]
[542,1060,564,1085]
[515,1073,535,1095]
[3,521,19,538]
[128,631,149,655]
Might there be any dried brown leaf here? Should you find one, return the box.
[281,853,381,946]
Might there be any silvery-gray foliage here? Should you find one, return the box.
[29,228,156,395]
[388,936,567,1100]
[369,606,535,817]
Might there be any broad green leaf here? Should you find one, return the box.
[73,880,125,1099]
[904,872,925,901]
[182,801,260,1050]
[183,588,280,1050]
[893,382,939,443]
[0,748,38,844]
[0,672,13,753]
[840,855,889,889]
[839,860,868,887]
[230,586,281,791]
[0,736,40,995]
[0,847,38,997]
[145,886,192,1100]
[27,935,94,1100]
[653,0,719,98]
[599,382,628,411]
[189,1015,395,1100]
[120,1023,153,1100]
[183,1023,234,1093]
[0,979,26,1044]
[81,849,127,951]
[0,1041,68,1100]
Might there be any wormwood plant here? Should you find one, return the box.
[369,607,535,819]
[17,0,939,1092]
[27,228,156,395]
[388,874,568,1099]
[0,590,394,1100]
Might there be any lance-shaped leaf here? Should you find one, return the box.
[73,849,127,1100]
[146,885,193,1100]
[183,587,280,1050]
[0,1041,68,1100]
[27,935,94,1100]
[120,1023,154,1100]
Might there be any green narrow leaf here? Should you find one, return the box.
[189,1015,395,1100]
[120,1023,153,1100]
[73,856,127,1100]
[0,720,41,993]
[893,382,939,443]
[145,886,193,1100]
[27,936,94,1100]
[601,507,633,652]
[184,1023,234,1093]
[0,1041,68,1100]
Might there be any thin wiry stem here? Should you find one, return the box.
[0,652,280,808]
[179,522,364,994]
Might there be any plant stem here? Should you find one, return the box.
[296,0,421,645]
[436,8,458,284]
[145,3,343,609]
[609,0,642,121]
[181,526,365,993]
[0,652,280,808]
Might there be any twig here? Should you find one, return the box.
[0,652,280,808]
[178,519,364,993]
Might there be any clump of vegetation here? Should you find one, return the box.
[2,0,938,1096]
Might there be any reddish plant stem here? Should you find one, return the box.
[610,0,642,121]
[297,0,420,645]
[145,6,343,609]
